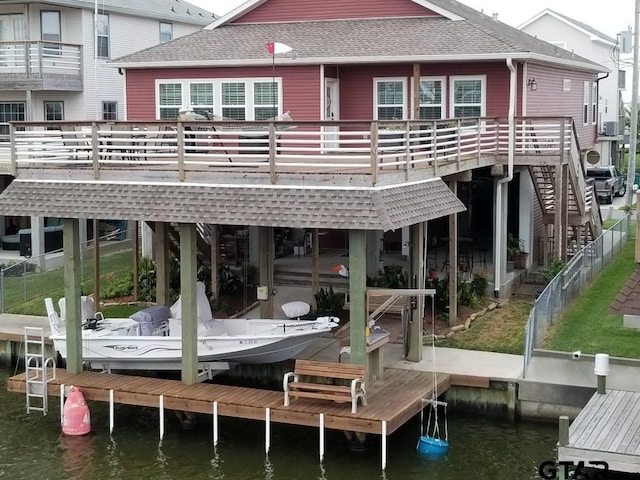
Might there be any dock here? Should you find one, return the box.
[559,389,640,475]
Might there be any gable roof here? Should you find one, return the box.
[6,0,213,25]
[518,9,617,46]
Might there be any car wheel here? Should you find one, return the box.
[617,185,627,197]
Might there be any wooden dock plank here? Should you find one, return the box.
[573,390,623,448]
[7,368,454,437]
[592,390,636,452]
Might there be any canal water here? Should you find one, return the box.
[0,370,562,480]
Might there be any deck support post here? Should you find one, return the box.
[558,415,569,446]
[408,222,424,361]
[554,163,564,261]
[448,181,458,326]
[60,384,65,423]
[259,227,275,319]
[311,229,320,297]
[319,413,325,461]
[180,223,198,385]
[93,218,101,309]
[155,222,170,306]
[63,218,82,374]
[349,229,367,367]
[210,225,220,305]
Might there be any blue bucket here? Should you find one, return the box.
[416,436,449,457]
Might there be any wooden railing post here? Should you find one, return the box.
[91,122,99,180]
[177,122,185,181]
[370,122,379,185]
[456,118,462,170]
[404,120,411,180]
[432,120,438,177]
[9,123,16,177]
[269,122,276,184]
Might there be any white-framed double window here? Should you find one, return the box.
[418,77,445,120]
[96,13,110,58]
[156,78,281,120]
[374,78,407,120]
[159,22,173,43]
[450,75,485,118]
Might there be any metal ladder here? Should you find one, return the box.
[24,326,56,415]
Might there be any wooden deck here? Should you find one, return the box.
[8,367,451,435]
[559,389,640,474]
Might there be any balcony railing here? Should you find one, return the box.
[3,117,572,184]
[0,41,82,87]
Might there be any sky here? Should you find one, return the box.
[188,0,634,38]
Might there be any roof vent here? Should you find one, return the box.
[492,12,498,21]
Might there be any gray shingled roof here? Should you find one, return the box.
[0,179,465,231]
[11,0,213,25]
[113,1,600,70]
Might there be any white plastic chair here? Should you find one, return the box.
[44,297,63,335]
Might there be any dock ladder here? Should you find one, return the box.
[24,326,56,415]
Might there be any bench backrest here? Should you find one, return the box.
[294,359,366,380]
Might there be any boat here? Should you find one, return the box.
[45,283,339,373]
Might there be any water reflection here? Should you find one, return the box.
[59,434,98,480]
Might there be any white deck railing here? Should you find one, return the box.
[0,41,82,78]
[4,117,572,182]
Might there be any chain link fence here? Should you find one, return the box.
[523,213,632,377]
[0,226,134,314]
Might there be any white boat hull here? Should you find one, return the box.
[50,317,338,370]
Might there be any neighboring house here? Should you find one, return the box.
[519,8,625,167]
[0,0,212,254]
[0,0,608,314]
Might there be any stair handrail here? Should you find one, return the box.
[565,118,587,216]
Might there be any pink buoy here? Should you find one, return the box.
[62,386,91,435]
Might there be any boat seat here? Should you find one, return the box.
[44,297,63,335]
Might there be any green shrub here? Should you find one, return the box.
[314,286,344,316]
[103,272,134,299]
[367,265,408,288]
[542,259,566,282]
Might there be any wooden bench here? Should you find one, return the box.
[283,359,367,414]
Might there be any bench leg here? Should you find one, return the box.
[351,396,357,414]
[284,391,290,407]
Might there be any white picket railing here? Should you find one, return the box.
[0,41,82,78]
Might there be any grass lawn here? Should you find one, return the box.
[435,297,533,355]
[542,232,640,358]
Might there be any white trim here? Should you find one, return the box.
[583,80,589,125]
[206,0,462,30]
[591,81,597,126]
[111,53,605,74]
[522,63,528,116]
[155,77,282,121]
[449,75,486,118]
[373,77,408,120]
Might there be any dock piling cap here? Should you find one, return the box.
[594,353,610,376]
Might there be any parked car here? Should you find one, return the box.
[586,166,627,204]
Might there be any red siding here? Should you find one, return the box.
[337,62,514,121]
[525,63,597,149]
[233,0,437,23]
[126,66,320,121]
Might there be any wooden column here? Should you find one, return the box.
[554,164,564,261]
[92,219,100,309]
[63,218,82,374]
[349,229,367,367]
[412,64,420,120]
[259,227,275,319]
[154,222,170,306]
[408,222,424,362]
[561,163,569,262]
[132,220,139,301]
[311,228,320,297]
[210,225,220,299]
[448,181,458,327]
[180,223,198,385]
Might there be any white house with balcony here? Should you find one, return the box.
[0,0,212,258]
[519,9,625,167]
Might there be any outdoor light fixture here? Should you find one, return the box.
[527,77,537,91]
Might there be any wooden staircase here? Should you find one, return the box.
[528,120,603,259]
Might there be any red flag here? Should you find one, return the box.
[266,41,274,55]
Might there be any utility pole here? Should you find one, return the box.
[626,0,640,207]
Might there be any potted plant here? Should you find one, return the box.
[507,233,528,270]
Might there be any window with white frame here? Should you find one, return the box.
[0,102,24,138]
[44,101,64,121]
[450,76,485,118]
[583,81,589,125]
[190,83,214,117]
[222,82,246,120]
[97,13,110,58]
[374,78,406,120]
[159,83,182,119]
[41,11,60,42]
[156,79,281,120]
[591,82,597,126]
[418,77,445,120]
[254,81,278,120]
[159,22,173,43]
[102,101,117,120]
